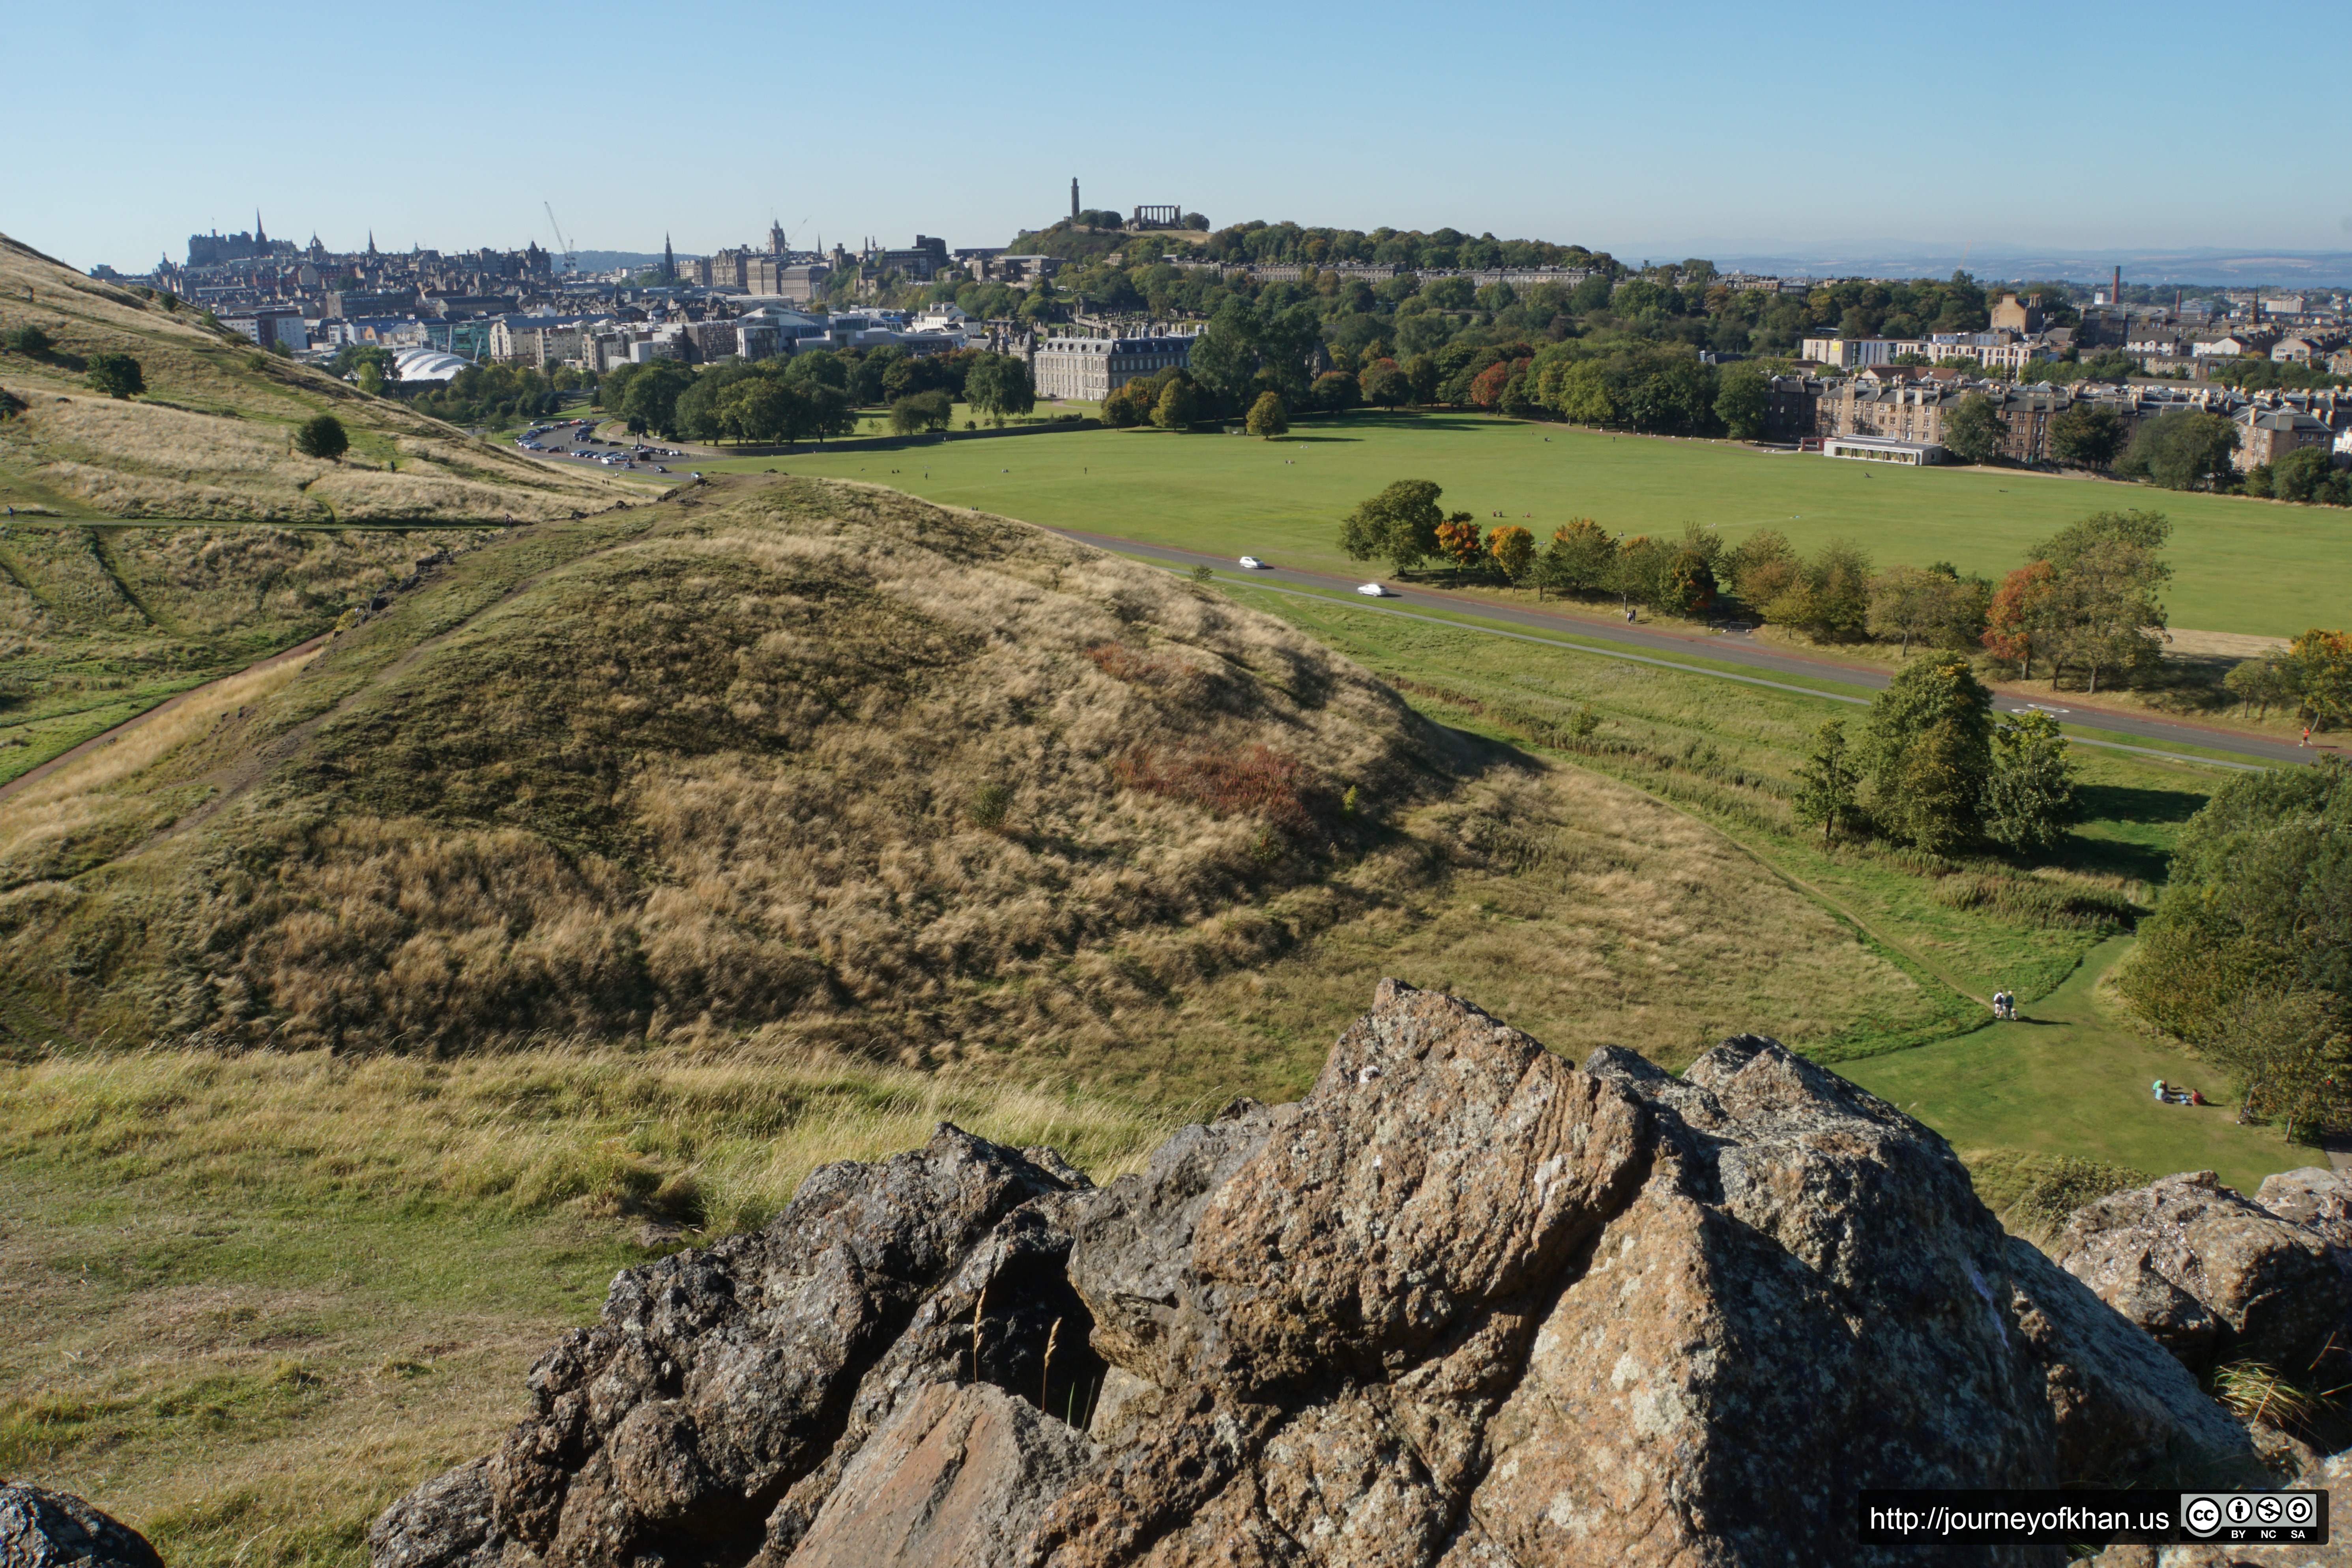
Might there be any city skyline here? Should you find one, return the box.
[13,0,2350,277]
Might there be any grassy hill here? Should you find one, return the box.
[0,232,615,524]
[0,476,1951,1085]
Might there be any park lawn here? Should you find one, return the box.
[701,413,2352,638]
[1843,936,2311,1197]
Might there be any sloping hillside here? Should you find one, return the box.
[0,232,615,522]
[0,477,1943,1083]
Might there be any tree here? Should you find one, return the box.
[1866,564,1967,657]
[1659,548,1718,614]
[1983,710,2076,854]
[4,325,53,356]
[2118,410,2239,491]
[1548,360,1617,425]
[1714,363,1770,440]
[2288,628,2352,730]
[1339,479,1445,573]
[2119,759,2352,1106]
[1535,517,1615,600]
[1860,654,1993,851]
[1981,561,2059,679]
[1100,380,1149,428]
[1487,524,1535,584]
[85,352,145,400]
[293,413,349,461]
[2268,447,2352,506]
[2037,510,2171,693]
[1154,377,1200,430]
[2224,655,2295,719]
[965,352,1036,420]
[1434,514,1485,568]
[2049,404,2124,470]
[1358,358,1408,408]
[1609,534,1674,612]
[1793,719,1862,844]
[1402,353,1440,405]
[1310,371,1358,413]
[889,389,952,434]
[619,359,696,440]
[1942,392,2003,464]
[1725,528,1800,610]
[1245,391,1288,438]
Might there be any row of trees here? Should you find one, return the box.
[597,347,1035,444]
[1337,485,2187,698]
[2225,630,2352,730]
[2118,760,2350,1138]
[1980,512,2171,692]
[1795,657,2077,857]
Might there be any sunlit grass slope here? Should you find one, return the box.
[0,231,614,522]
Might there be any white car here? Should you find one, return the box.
[1356,582,1395,597]
[1237,555,1266,569]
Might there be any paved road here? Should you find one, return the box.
[1044,525,2316,771]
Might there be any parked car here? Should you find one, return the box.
[1237,555,1266,569]
[1355,582,1394,597]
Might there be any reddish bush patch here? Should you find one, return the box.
[1112,743,1321,836]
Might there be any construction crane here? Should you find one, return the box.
[543,202,579,273]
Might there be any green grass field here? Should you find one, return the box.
[1196,568,2314,1191]
[701,413,2352,637]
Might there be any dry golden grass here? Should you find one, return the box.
[0,1045,1184,1566]
[0,651,317,888]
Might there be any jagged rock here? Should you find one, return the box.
[1030,995,2250,1568]
[2259,1166,2352,1279]
[783,1381,1094,1567]
[748,1186,1108,1563]
[368,1457,506,1568]
[2053,1170,2345,1376]
[476,1123,1077,1568]
[0,1483,164,1568]
[376,982,2266,1568]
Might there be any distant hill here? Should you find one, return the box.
[0,231,614,523]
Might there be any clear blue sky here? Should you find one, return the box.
[15,0,2350,273]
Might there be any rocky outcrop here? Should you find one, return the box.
[377,982,2265,1568]
[2052,1170,2346,1376]
[488,1124,1082,1568]
[0,1483,165,1568]
[783,1381,1095,1568]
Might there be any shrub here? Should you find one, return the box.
[4,325,53,357]
[294,414,350,461]
[85,352,145,399]
[967,782,1013,829]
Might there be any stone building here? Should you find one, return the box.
[1030,333,1195,402]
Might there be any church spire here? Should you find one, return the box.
[255,208,266,244]
[663,232,675,283]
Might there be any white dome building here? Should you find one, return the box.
[392,348,471,384]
